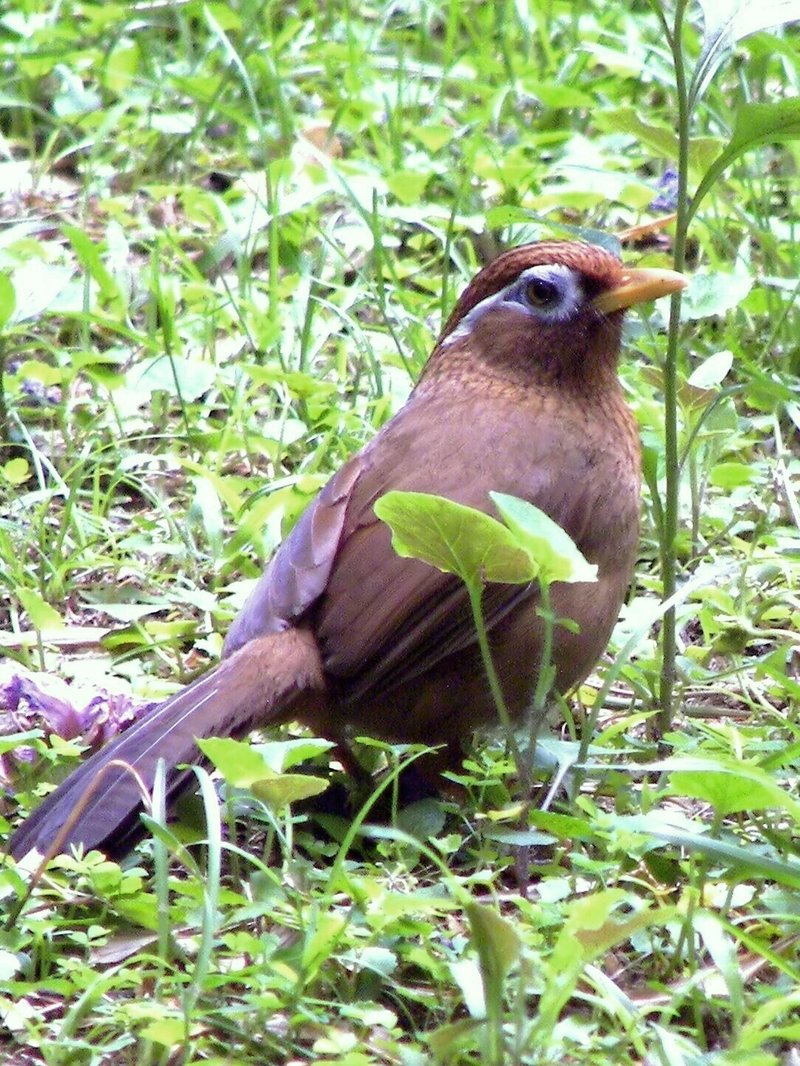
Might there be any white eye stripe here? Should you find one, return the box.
[442,264,586,347]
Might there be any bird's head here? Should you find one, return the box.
[423,241,687,392]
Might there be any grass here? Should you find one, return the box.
[2,0,800,1062]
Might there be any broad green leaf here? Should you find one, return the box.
[527,810,603,842]
[198,736,270,787]
[374,491,537,586]
[2,457,30,486]
[103,40,140,95]
[687,350,734,388]
[680,271,753,320]
[151,112,196,135]
[95,603,165,623]
[691,99,800,221]
[13,359,62,387]
[252,773,328,809]
[386,169,430,205]
[427,1018,484,1058]
[597,107,722,174]
[481,827,556,846]
[414,124,453,152]
[302,913,348,975]
[254,737,335,772]
[0,731,42,756]
[668,760,800,819]
[692,0,800,106]
[523,79,593,109]
[709,462,757,488]
[129,354,218,401]
[6,261,74,324]
[240,364,339,402]
[490,493,598,584]
[141,1018,185,1048]
[466,901,521,1008]
[198,737,328,808]
[16,588,64,632]
[396,796,447,841]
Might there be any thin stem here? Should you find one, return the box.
[658,0,691,733]
[530,580,555,717]
[466,581,533,793]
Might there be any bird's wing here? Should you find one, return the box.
[223,454,365,655]
[225,390,588,704]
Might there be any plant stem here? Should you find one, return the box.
[467,581,533,793]
[531,580,555,719]
[658,0,691,734]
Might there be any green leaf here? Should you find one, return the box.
[414,124,453,152]
[198,736,328,809]
[740,989,800,1051]
[527,810,603,842]
[490,493,598,584]
[614,811,800,889]
[466,901,521,1008]
[141,1017,186,1047]
[180,459,245,518]
[129,354,219,401]
[13,359,62,387]
[668,759,800,819]
[197,736,271,787]
[0,730,43,757]
[103,40,140,95]
[254,737,335,772]
[692,0,800,106]
[189,476,224,554]
[597,107,722,174]
[16,588,64,632]
[483,205,621,255]
[2,458,30,486]
[386,169,430,205]
[691,99,800,222]
[680,271,753,320]
[62,223,124,314]
[523,79,594,109]
[302,913,348,975]
[251,773,328,809]
[0,271,15,328]
[534,890,661,1042]
[687,350,734,388]
[709,462,757,488]
[5,261,74,324]
[374,491,537,586]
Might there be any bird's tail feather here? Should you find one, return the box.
[10,628,325,859]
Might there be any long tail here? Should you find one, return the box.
[10,629,325,859]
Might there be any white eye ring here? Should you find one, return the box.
[442,263,586,347]
[506,264,584,321]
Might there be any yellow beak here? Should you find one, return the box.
[592,266,688,314]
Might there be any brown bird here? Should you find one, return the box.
[10,241,686,860]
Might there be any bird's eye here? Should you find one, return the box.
[441,263,584,348]
[509,264,584,321]
[525,277,559,308]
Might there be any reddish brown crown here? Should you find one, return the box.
[437,241,624,344]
